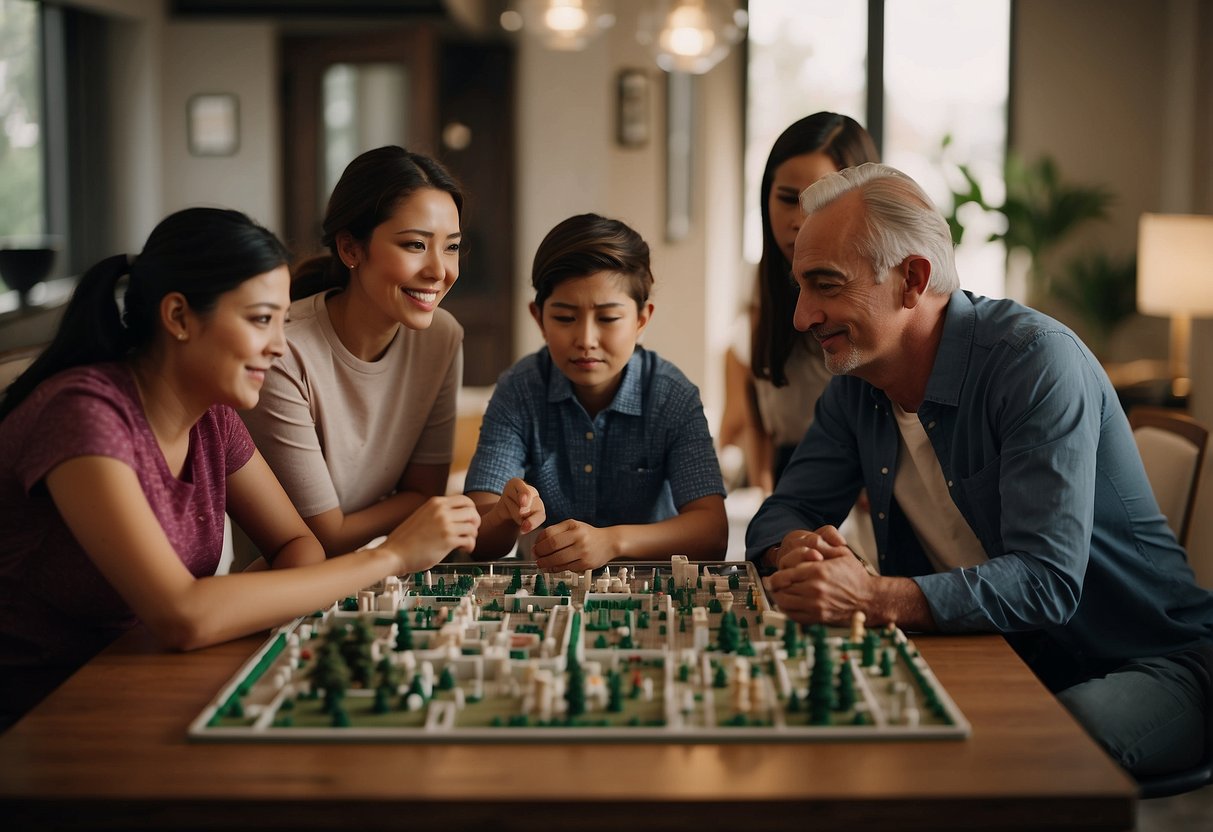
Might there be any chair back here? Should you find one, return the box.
[1129,406,1209,547]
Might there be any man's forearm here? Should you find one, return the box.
[870,576,937,631]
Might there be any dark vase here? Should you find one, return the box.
[0,246,57,308]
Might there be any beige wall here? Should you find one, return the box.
[1015,0,1213,585]
[160,23,280,234]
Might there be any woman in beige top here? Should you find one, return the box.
[243,146,497,556]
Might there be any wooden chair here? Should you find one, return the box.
[1129,406,1208,547]
[1128,407,1213,798]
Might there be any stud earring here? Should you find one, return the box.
[177,332,187,342]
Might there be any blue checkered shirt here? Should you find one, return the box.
[464,347,724,527]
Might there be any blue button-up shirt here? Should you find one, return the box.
[465,347,725,528]
[747,290,1213,689]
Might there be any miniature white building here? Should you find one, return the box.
[691,607,709,651]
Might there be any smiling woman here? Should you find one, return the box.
[241,146,472,560]
[0,207,474,732]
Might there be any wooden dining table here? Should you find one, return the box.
[0,625,1137,831]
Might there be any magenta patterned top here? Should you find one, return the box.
[0,362,255,727]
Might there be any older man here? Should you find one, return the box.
[746,162,1213,779]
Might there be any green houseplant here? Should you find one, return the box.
[943,139,1134,357]
[943,139,1114,306]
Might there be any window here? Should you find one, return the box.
[746,0,1011,298]
[0,0,44,245]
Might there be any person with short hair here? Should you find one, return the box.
[465,213,727,570]
[748,163,1213,779]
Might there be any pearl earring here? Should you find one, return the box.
[177,332,187,342]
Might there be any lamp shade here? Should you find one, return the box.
[1137,212,1213,317]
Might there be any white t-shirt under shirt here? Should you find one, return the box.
[241,290,463,518]
[890,402,989,573]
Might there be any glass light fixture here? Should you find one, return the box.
[637,0,747,75]
[502,0,616,52]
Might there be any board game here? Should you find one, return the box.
[188,558,969,742]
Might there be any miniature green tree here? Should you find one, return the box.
[782,619,799,658]
[310,642,351,714]
[808,633,835,725]
[607,670,624,713]
[729,573,740,590]
[373,658,400,714]
[340,618,376,687]
[717,610,739,653]
[566,662,586,718]
[880,648,894,677]
[394,610,414,651]
[837,659,856,711]
[862,631,878,667]
[533,572,548,596]
[437,666,456,691]
[713,664,728,689]
[406,672,428,703]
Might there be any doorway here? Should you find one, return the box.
[280,26,515,386]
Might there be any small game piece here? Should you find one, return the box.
[849,611,866,644]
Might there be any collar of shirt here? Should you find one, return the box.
[921,289,976,409]
[543,347,646,417]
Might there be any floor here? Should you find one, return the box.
[1136,782,1213,830]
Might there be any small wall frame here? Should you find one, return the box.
[616,68,651,148]
[187,93,240,157]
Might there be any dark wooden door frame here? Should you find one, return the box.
[280,26,437,258]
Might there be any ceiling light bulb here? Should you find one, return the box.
[544,1,589,34]
[660,3,714,57]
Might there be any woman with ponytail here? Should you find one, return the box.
[0,207,479,731]
[242,146,483,557]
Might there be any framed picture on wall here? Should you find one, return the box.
[187,93,240,157]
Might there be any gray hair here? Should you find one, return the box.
[800,162,960,294]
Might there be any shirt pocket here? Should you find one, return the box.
[604,462,667,523]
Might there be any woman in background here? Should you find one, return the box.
[723,113,879,491]
[0,207,477,730]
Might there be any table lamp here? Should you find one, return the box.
[1137,212,1213,399]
